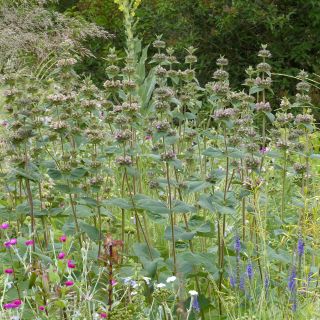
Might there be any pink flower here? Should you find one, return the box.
[111,279,117,286]
[25,239,34,246]
[4,299,22,309]
[145,135,152,140]
[59,235,67,242]
[67,260,76,269]
[0,222,9,229]
[4,268,13,274]
[10,238,17,245]
[65,280,74,287]
[4,238,17,248]
[100,313,108,318]
[4,241,11,248]
[260,147,269,154]
[39,306,45,311]
[58,252,66,260]
[13,299,22,307]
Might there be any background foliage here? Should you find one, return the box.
[58,0,320,89]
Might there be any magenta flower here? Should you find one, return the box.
[58,252,66,260]
[10,238,17,245]
[4,238,17,248]
[13,299,22,307]
[39,306,45,311]
[0,222,9,229]
[67,260,76,269]
[100,313,108,318]
[65,280,74,287]
[59,235,67,242]
[4,268,13,274]
[111,279,117,286]
[25,239,34,246]
[4,299,22,309]
[4,241,11,248]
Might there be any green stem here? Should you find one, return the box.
[166,161,177,275]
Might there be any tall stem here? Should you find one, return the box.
[166,162,177,275]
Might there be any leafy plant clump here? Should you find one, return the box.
[0,1,319,320]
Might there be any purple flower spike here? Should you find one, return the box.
[229,275,236,288]
[288,267,296,292]
[192,295,200,313]
[234,236,241,254]
[297,238,304,257]
[246,263,253,281]
[239,276,245,291]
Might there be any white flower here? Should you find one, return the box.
[93,313,100,320]
[166,276,177,283]
[143,276,151,284]
[189,290,198,296]
[156,283,166,288]
[131,291,138,296]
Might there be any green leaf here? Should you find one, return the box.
[79,221,99,241]
[198,195,215,212]
[172,200,196,213]
[104,198,133,210]
[186,180,211,193]
[139,68,156,109]
[71,167,88,179]
[133,243,160,260]
[203,147,224,158]
[135,195,170,215]
[264,111,275,122]
[165,226,196,241]
[12,168,40,182]
[65,205,94,218]
[249,86,264,95]
[47,168,62,180]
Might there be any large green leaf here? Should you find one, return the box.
[165,226,196,241]
[79,221,99,241]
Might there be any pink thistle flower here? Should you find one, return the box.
[25,239,34,246]
[59,235,67,242]
[4,300,23,309]
[58,252,66,260]
[4,241,11,248]
[4,268,13,274]
[0,222,9,229]
[4,238,17,248]
[100,313,108,318]
[13,299,22,307]
[65,280,74,287]
[10,238,17,245]
[67,260,76,269]
[39,306,45,311]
